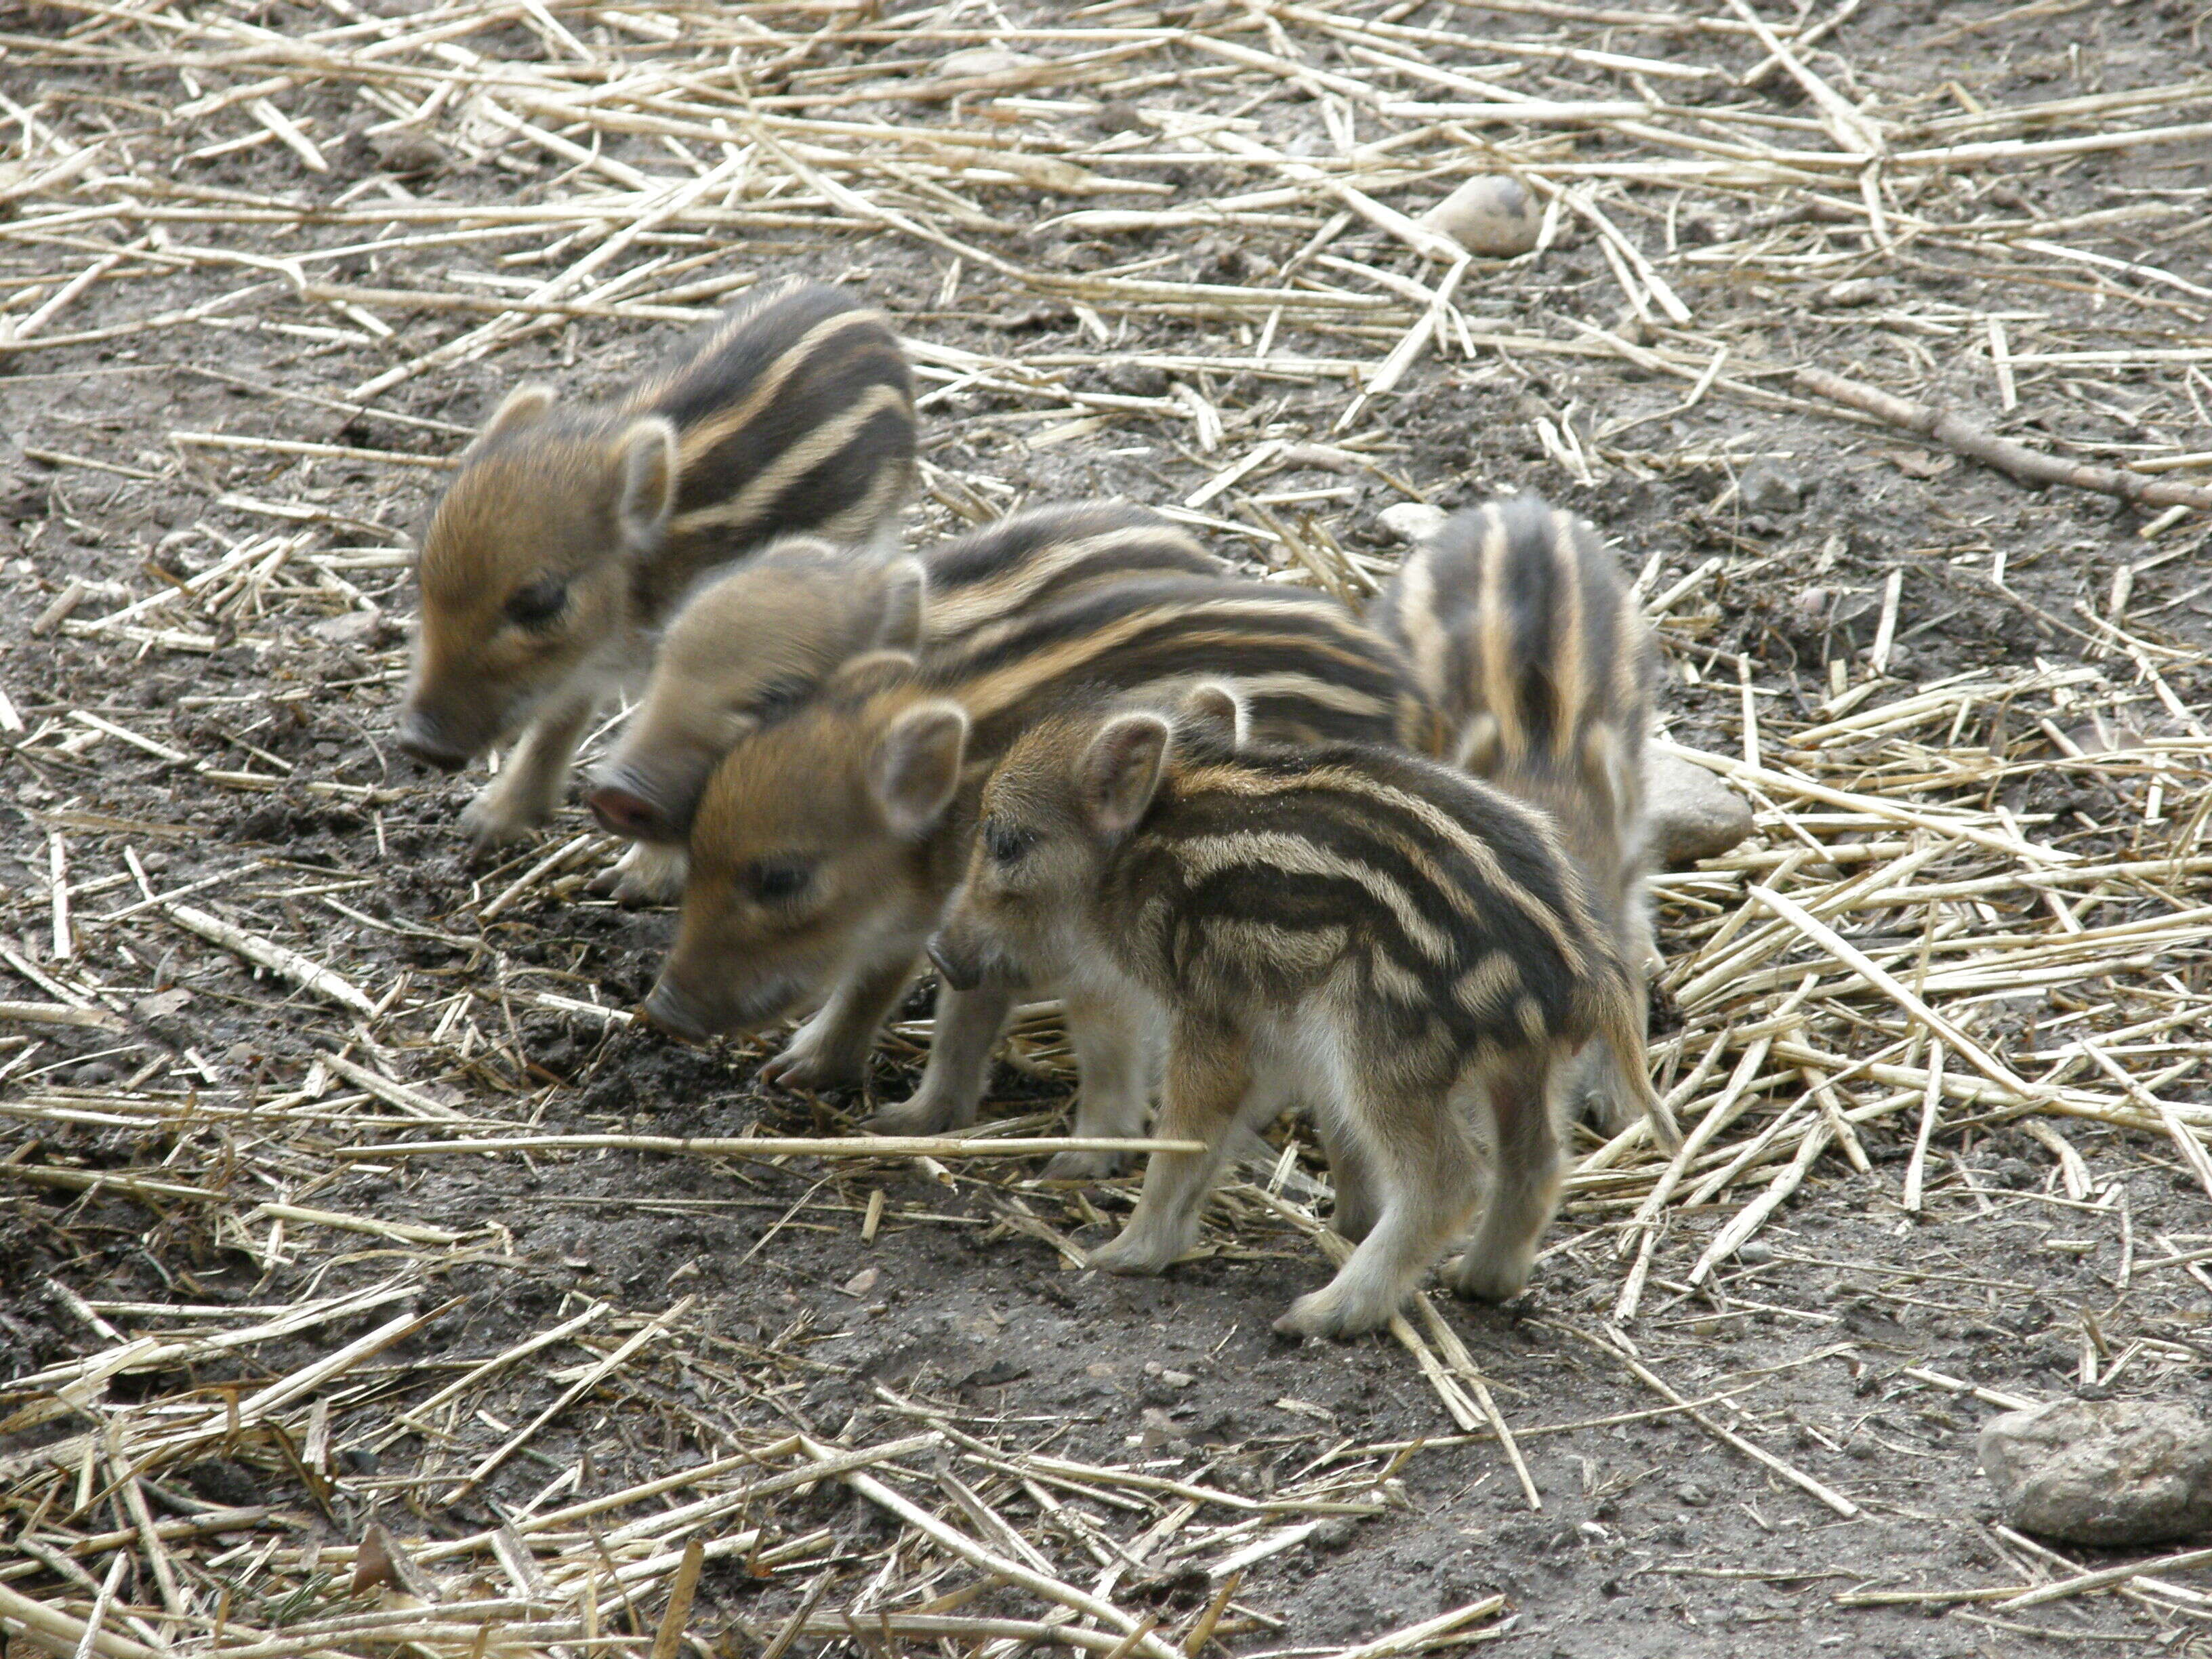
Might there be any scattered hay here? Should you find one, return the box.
[2,0,2209,1652]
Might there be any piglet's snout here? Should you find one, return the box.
[395,712,468,773]
[586,781,666,838]
[926,934,981,992]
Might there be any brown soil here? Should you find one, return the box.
[4,1,2211,1654]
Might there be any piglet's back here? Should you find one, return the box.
[936,576,1428,766]
[1372,494,1652,793]
[626,279,916,602]
[1113,739,1615,1048]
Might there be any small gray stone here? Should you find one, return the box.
[309,608,385,647]
[1821,277,1891,308]
[1313,1516,1360,1551]
[1378,502,1447,545]
[1734,1240,1775,1266]
[1103,362,1168,398]
[1420,176,1541,258]
[367,131,448,178]
[1645,751,1755,865]
[1979,1399,2212,1546]
[1094,99,1147,136]
[1738,459,1805,515]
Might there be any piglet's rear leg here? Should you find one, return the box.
[1314,1112,1382,1244]
[1276,1100,1479,1340]
[1452,1060,1565,1304]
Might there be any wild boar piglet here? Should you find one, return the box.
[1371,493,1677,1149]
[929,696,1658,1337]
[642,562,1424,1172]
[396,278,915,851]
[583,503,1225,902]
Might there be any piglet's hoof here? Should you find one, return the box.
[589,843,688,905]
[1041,1148,1124,1181]
[459,792,546,853]
[1272,1286,1395,1341]
[1088,1228,1183,1276]
[1449,1252,1531,1305]
[758,1040,863,1093]
[867,1094,958,1136]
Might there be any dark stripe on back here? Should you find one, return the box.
[930,580,1410,760]
[923,503,1221,596]
[1143,745,1591,1038]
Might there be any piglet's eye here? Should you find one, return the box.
[983,820,1034,865]
[741,860,813,903]
[506,577,568,629]
[749,675,816,722]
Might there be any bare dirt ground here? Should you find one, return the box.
[4,1,2211,1655]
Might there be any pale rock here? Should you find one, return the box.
[1421,175,1541,258]
[1378,502,1447,545]
[1821,277,1891,308]
[937,47,1040,80]
[1645,751,1754,865]
[1738,459,1805,515]
[309,608,385,647]
[1978,1399,2212,1546]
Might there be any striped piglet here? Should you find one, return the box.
[1372,495,1679,1149]
[928,691,1660,1336]
[396,278,916,852]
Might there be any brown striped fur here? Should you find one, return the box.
[928,698,1658,1336]
[641,567,1425,1172]
[1370,495,1675,1148]
[396,279,914,849]
[583,503,1225,904]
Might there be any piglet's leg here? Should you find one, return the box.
[1043,991,1155,1181]
[1314,1113,1383,1244]
[1277,1094,1481,1339]
[871,983,1012,1135]
[462,685,598,849]
[1452,1056,1565,1304]
[1091,1019,1250,1275]
[763,951,916,1093]
[592,842,689,905]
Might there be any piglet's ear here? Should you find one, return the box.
[475,383,554,449]
[1176,679,1248,750]
[615,417,679,548]
[873,558,927,654]
[869,700,969,837]
[826,649,919,701]
[1082,713,1170,839]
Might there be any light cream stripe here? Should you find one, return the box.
[669,382,909,539]
[1170,828,1454,964]
[1454,949,1522,1021]
[663,308,897,467]
[1392,546,1451,711]
[1473,502,1522,756]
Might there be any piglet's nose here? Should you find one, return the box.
[926,935,980,992]
[641,980,710,1043]
[587,783,663,838]
[396,715,468,773]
